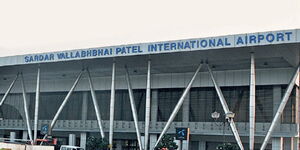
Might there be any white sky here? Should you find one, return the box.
[0,0,300,57]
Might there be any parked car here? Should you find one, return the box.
[60,145,84,150]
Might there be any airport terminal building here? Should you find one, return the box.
[0,29,299,150]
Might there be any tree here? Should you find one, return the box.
[86,136,108,150]
[216,143,239,150]
[155,135,178,150]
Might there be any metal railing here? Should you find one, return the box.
[0,119,297,137]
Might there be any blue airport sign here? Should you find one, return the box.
[0,29,299,67]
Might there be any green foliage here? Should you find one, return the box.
[216,143,239,150]
[86,136,108,150]
[155,135,178,150]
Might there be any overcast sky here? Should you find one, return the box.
[0,0,299,57]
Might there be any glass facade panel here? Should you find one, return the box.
[0,85,296,123]
[190,86,274,122]
[87,90,146,121]
[36,92,83,120]
[157,88,183,121]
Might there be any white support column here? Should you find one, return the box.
[261,66,299,150]
[21,73,33,143]
[10,132,16,142]
[125,66,143,150]
[109,61,116,149]
[49,71,83,131]
[249,53,256,150]
[154,64,202,149]
[272,138,283,150]
[33,67,40,144]
[182,140,189,150]
[207,64,244,150]
[142,136,145,149]
[69,134,76,146]
[145,59,151,150]
[198,141,206,150]
[41,71,83,142]
[294,84,300,150]
[80,133,87,149]
[87,69,105,138]
[0,73,18,106]
[149,134,157,150]
[22,130,28,140]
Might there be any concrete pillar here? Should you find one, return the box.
[151,90,158,122]
[272,85,283,150]
[198,140,206,150]
[69,134,76,146]
[81,92,88,120]
[272,138,283,150]
[283,138,292,150]
[22,130,28,140]
[175,140,181,150]
[182,91,190,122]
[292,137,299,150]
[0,135,4,142]
[295,85,300,150]
[80,133,86,149]
[141,136,145,149]
[182,140,189,150]
[116,140,122,150]
[149,134,157,150]
[10,132,16,142]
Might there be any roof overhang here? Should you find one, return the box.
[0,29,299,67]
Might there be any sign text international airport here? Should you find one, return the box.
[16,29,300,64]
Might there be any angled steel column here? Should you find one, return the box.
[154,64,202,149]
[49,70,83,132]
[125,66,143,150]
[41,70,84,144]
[109,61,116,149]
[260,65,299,150]
[207,64,244,150]
[20,73,33,143]
[0,73,19,106]
[33,66,40,144]
[145,59,151,150]
[86,68,105,138]
[249,53,256,150]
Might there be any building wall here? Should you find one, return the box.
[0,68,294,93]
[0,85,296,123]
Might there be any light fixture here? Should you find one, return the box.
[211,111,220,119]
[225,111,235,120]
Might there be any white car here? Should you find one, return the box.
[60,145,85,150]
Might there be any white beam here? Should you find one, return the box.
[249,53,256,150]
[207,64,244,150]
[154,64,202,149]
[260,65,299,150]
[87,68,105,138]
[0,73,18,106]
[145,59,151,150]
[109,61,116,149]
[125,66,144,150]
[33,67,40,144]
[20,73,33,143]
